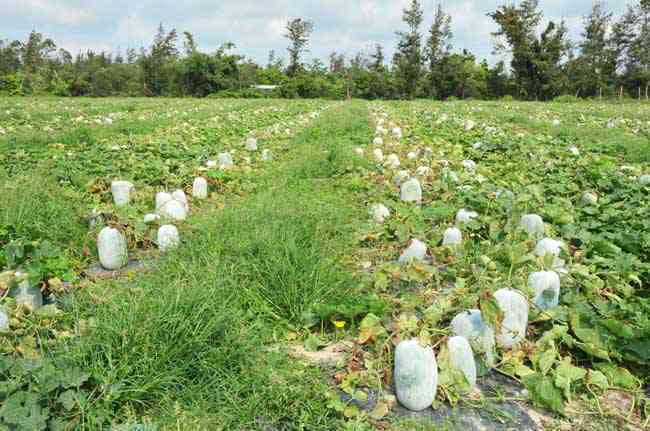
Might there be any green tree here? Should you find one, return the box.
[572,1,616,97]
[489,0,570,100]
[425,4,452,97]
[284,18,314,77]
[394,0,424,99]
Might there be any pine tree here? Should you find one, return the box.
[575,1,615,97]
[394,0,424,99]
[425,4,452,97]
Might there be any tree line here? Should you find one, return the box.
[1,0,649,101]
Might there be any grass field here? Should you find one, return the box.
[0,98,649,430]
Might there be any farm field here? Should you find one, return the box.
[0,97,649,430]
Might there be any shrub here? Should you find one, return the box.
[553,94,580,103]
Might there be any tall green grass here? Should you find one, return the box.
[57,102,371,429]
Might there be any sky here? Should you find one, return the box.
[0,0,633,66]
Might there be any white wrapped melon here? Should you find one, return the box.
[172,190,189,210]
[218,152,234,169]
[111,180,134,206]
[461,160,476,171]
[97,227,128,270]
[370,204,390,223]
[400,178,422,203]
[394,339,438,411]
[472,142,482,150]
[158,199,187,221]
[373,137,384,146]
[494,289,528,349]
[415,166,431,177]
[192,177,208,199]
[354,147,364,156]
[245,137,258,151]
[373,148,384,162]
[155,192,173,210]
[143,213,160,224]
[157,225,180,252]
[407,152,417,160]
[392,127,403,139]
[10,274,43,310]
[0,307,8,331]
[519,214,545,237]
[393,170,410,187]
[451,309,496,366]
[463,119,475,131]
[638,174,650,186]
[580,192,598,206]
[568,146,580,156]
[534,238,566,271]
[386,154,401,169]
[443,227,462,247]
[447,336,477,387]
[528,271,560,310]
[455,209,478,225]
[261,149,273,161]
[398,239,427,264]
[205,160,217,169]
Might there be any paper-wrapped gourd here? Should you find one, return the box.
[394,338,438,411]
[155,192,173,210]
[494,289,528,349]
[455,209,478,225]
[111,180,134,206]
[528,271,560,310]
[9,274,43,310]
[373,148,384,162]
[520,214,544,237]
[370,204,390,223]
[159,198,187,221]
[97,227,128,270]
[450,309,496,366]
[392,127,403,139]
[386,154,401,169]
[218,152,234,169]
[144,213,160,224]
[398,239,427,264]
[373,137,383,146]
[245,137,258,151]
[580,192,598,206]
[261,149,273,161]
[192,177,208,199]
[157,225,180,252]
[461,160,476,171]
[393,170,410,187]
[639,174,650,186]
[447,336,477,387]
[0,307,8,331]
[534,238,566,271]
[400,178,422,203]
[443,227,462,247]
[172,190,189,210]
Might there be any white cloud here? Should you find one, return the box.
[3,0,95,25]
[0,0,637,65]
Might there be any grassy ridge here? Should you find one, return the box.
[58,101,371,429]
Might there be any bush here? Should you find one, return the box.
[209,88,278,98]
[553,94,581,103]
